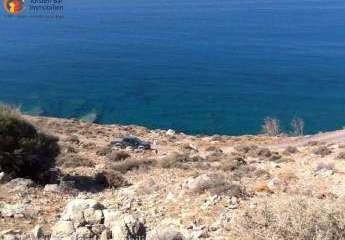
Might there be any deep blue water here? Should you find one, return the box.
[1,0,345,135]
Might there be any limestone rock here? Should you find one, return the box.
[75,227,93,239]
[5,178,34,192]
[51,220,75,239]
[61,199,104,227]
[102,209,122,228]
[0,203,27,218]
[84,208,103,225]
[111,214,146,240]
[148,224,185,240]
[44,184,63,193]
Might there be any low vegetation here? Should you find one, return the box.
[313,146,332,157]
[109,158,155,173]
[107,150,130,161]
[56,153,95,168]
[0,105,60,184]
[95,169,128,188]
[291,117,305,136]
[231,196,345,240]
[262,117,281,136]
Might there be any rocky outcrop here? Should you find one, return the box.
[50,198,147,240]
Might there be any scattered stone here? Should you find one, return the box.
[166,129,176,136]
[51,220,75,239]
[148,224,185,240]
[5,178,34,192]
[0,203,27,218]
[44,184,62,193]
[183,173,230,195]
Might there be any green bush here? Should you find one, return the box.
[0,105,60,183]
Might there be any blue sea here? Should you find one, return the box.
[1,0,345,135]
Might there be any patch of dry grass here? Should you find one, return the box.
[108,158,155,173]
[282,146,299,156]
[231,195,345,240]
[313,146,332,157]
[95,169,128,188]
[107,150,130,161]
[218,155,247,171]
[159,152,203,169]
[336,151,345,160]
[56,153,94,168]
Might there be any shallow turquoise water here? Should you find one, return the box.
[1,0,345,135]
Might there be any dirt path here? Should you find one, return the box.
[269,129,345,149]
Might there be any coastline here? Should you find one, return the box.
[2,113,345,239]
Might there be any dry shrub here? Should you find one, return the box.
[211,183,246,197]
[305,141,321,147]
[291,117,304,136]
[336,151,345,160]
[248,147,272,159]
[187,173,246,197]
[96,146,112,156]
[205,145,223,153]
[135,179,159,194]
[109,158,155,173]
[313,146,332,157]
[107,150,130,161]
[230,165,268,181]
[234,144,258,154]
[219,155,247,171]
[57,153,94,168]
[67,135,80,144]
[277,171,298,182]
[206,151,224,162]
[262,117,281,136]
[0,105,60,184]
[179,143,198,153]
[159,152,202,169]
[282,146,299,155]
[254,181,272,193]
[95,170,128,188]
[231,196,345,240]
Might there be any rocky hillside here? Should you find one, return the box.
[1,115,345,239]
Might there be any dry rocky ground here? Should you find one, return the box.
[2,115,345,239]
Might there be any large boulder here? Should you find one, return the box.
[61,199,104,227]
